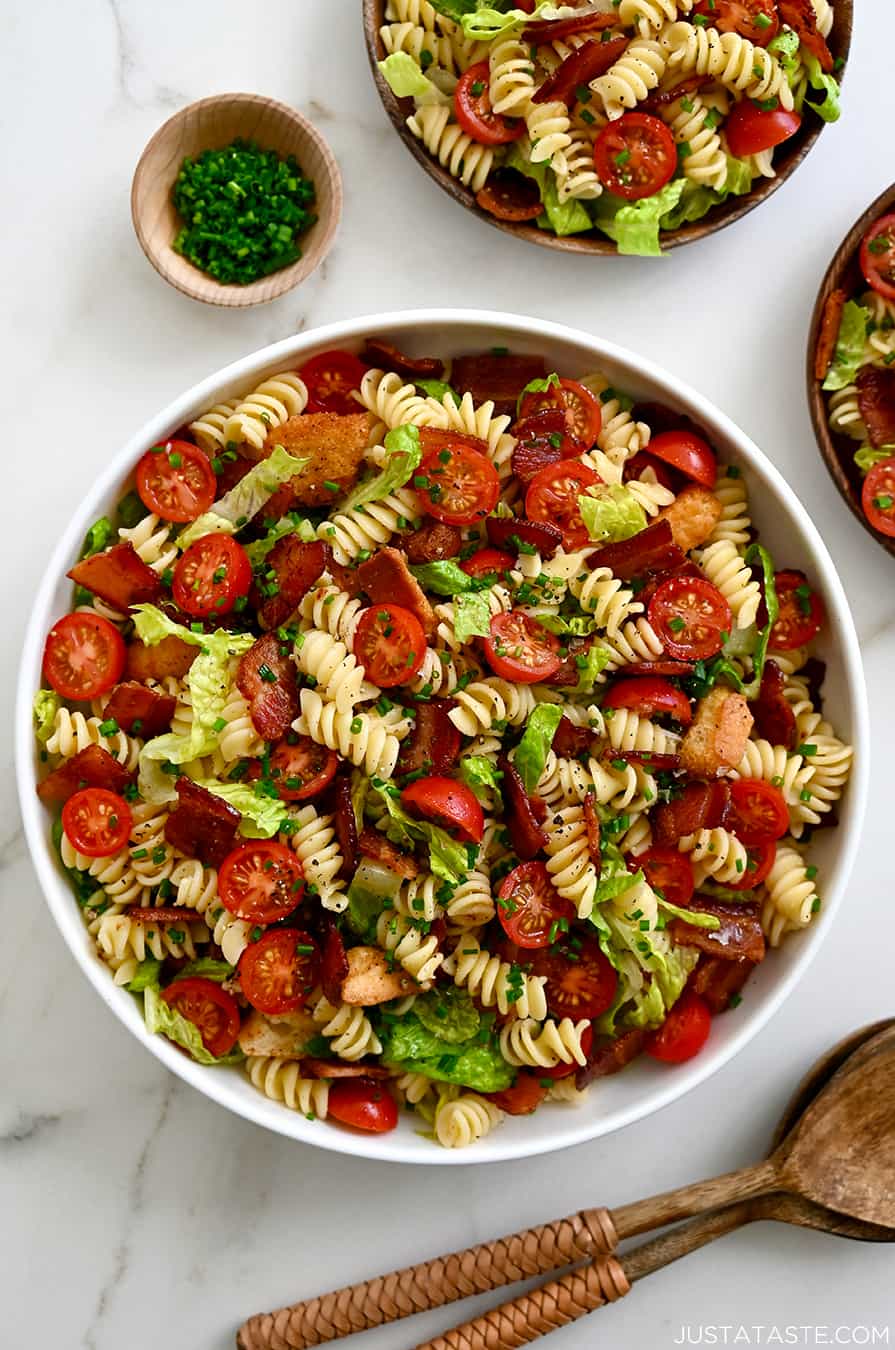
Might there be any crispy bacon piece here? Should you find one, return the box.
[301,1058,393,1079]
[356,546,436,637]
[583,792,602,871]
[36,745,134,805]
[395,700,462,777]
[751,660,797,751]
[127,907,195,925]
[510,410,569,485]
[692,0,779,44]
[237,633,300,742]
[358,828,420,879]
[451,353,547,420]
[253,537,330,631]
[814,288,847,382]
[856,366,895,449]
[328,559,366,599]
[164,777,240,868]
[643,74,712,111]
[125,634,196,683]
[68,541,161,612]
[778,0,833,70]
[621,660,695,678]
[533,36,629,106]
[670,897,766,964]
[499,755,548,860]
[525,8,619,40]
[332,773,359,881]
[552,714,594,758]
[101,680,176,736]
[588,518,685,580]
[362,338,443,379]
[604,749,681,772]
[576,1028,647,1090]
[486,515,562,557]
[689,954,755,1014]
[402,520,462,565]
[476,172,543,223]
[653,779,731,848]
[320,916,350,1005]
[655,485,723,553]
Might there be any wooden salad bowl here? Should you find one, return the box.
[131,92,342,308]
[807,181,895,561]
[363,0,852,256]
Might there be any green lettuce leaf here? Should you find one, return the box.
[658,157,755,231]
[579,483,647,544]
[768,29,800,78]
[345,858,403,939]
[595,900,699,1034]
[414,987,481,1044]
[453,592,492,643]
[459,755,503,804]
[594,842,641,908]
[342,424,422,513]
[822,300,869,391]
[176,957,234,983]
[381,1012,514,1091]
[372,784,472,883]
[127,957,163,992]
[516,372,560,416]
[804,51,841,123]
[378,51,439,99]
[514,703,563,794]
[740,543,778,698]
[655,898,721,930]
[410,559,482,595]
[505,144,593,238]
[195,781,290,839]
[117,490,148,529]
[33,689,60,743]
[143,984,244,1066]
[416,378,457,401]
[178,445,309,549]
[855,444,895,475]
[535,613,597,638]
[591,179,686,258]
[244,513,316,568]
[574,642,612,694]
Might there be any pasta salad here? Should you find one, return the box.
[376,0,843,256]
[33,339,853,1149]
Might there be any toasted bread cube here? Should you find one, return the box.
[237,1009,317,1059]
[657,485,723,553]
[340,946,417,1006]
[263,412,370,509]
[681,688,754,778]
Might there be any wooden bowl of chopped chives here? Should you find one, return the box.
[131,92,342,307]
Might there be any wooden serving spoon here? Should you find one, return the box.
[236,1023,895,1350]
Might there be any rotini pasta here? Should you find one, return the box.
[223,371,308,451]
[444,936,548,1020]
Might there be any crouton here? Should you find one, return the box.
[238,1009,317,1059]
[340,946,417,1006]
[357,546,437,636]
[656,485,723,553]
[680,687,754,777]
[124,635,196,683]
[262,412,370,511]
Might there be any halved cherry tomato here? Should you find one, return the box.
[648,577,732,661]
[525,459,600,550]
[530,937,618,1020]
[725,840,777,890]
[768,571,825,650]
[603,676,693,726]
[299,351,369,415]
[623,450,676,492]
[417,442,499,526]
[633,847,695,908]
[161,977,241,1059]
[401,775,484,844]
[646,430,717,488]
[645,992,711,1064]
[691,0,779,43]
[135,440,216,523]
[519,379,603,448]
[61,788,132,858]
[486,1073,549,1114]
[538,1024,595,1080]
[218,840,305,924]
[484,609,562,684]
[43,611,126,700]
[497,861,575,950]
[328,1079,399,1133]
[860,215,895,303]
[267,735,338,802]
[238,928,319,1015]
[861,457,895,538]
[171,533,252,618]
[353,603,426,688]
[726,102,801,157]
[454,62,525,146]
[593,112,677,201]
[729,779,790,845]
[460,547,515,579]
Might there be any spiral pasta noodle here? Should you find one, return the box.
[223,371,308,452]
[661,93,727,191]
[568,567,642,637]
[526,99,572,165]
[188,398,241,454]
[318,486,422,565]
[543,805,600,920]
[554,113,603,203]
[678,827,751,885]
[312,994,382,1061]
[444,869,495,932]
[499,1017,590,1069]
[60,833,150,907]
[215,688,266,762]
[245,1057,330,1117]
[281,804,348,914]
[447,677,539,736]
[707,470,751,546]
[697,539,762,629]
[128,801,174,887]
[96,911,207,985]
[407,105,495,192]
[46,707,141,770]
[297,585,365,647]
[409,647,479,698]
[489,34,536,116]
[591,39,667,119]
[357,369,449,431]
[827,385,865,440]
[434,1093,503,1149]
[385,0,446,31]
[761,846,819,947]
[444,936,548,1020]
[381,20,459,73]
[660,23,794,108]
[376,911,443,988]
[295,629,379,714]
[617,0,692,34]
[118,513,179,574]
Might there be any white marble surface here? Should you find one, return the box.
[3,2,894,1347]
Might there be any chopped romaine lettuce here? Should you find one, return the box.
[378,51,440,99]
[345,858,403,939]
[453,591,492,643]
[244,513,316,568]
[415,379,457,401]
[143,985,244,1066]
[372,784,472,883]
[176,957,234,983]
[410,559,482,595]
[658,157,755,232]
[505,144,593,237]
[590,179,686,258]
[514,703,563,793]
[33,689,60,743]
[459,755,503,804]
[804,52,841,123]
[574,642,611,694]
[342,424,422,512]
[381,1011,514,1092]
[579,483,647,544]
[117,490,148,529]
[178,445,309,549]
[822,300,870,391]
[191,781,289,838]
[655,897,721,929]
[855,444,895,475]
[414,987,481,1044]
[127,957,163,992]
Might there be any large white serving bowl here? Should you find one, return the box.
[16,310,869,1164]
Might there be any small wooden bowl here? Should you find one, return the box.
[807,182,895,561]
[363,0,852,256]
[131,92,342,307]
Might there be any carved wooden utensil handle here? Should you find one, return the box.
[236,1208,617,1350]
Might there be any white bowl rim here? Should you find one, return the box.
[16,307,870,1165]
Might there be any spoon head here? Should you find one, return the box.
[772,1020,895,1150]
[751,1192,893,1243]
[781,1033,895,1227]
